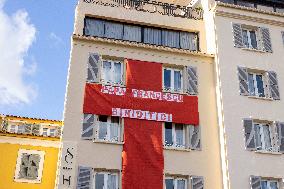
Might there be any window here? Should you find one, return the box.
[14,149,45,183]
[163,67,183,92]
[236,0,255,8]
[248,72,266,97]
[94,171,118,189]
[42,128,48,136]
[9,125,17,133]
[261,179,279,189]
[102,60,124,85]
[254,122,272,151]
[165,122,185,148]
[165,177,187,189]
[49,129,56,137]
[242,28,258,49]
[18,125,25,134]
[251,176,279,189]
[97,115,122,142]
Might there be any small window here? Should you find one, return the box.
[17,125,25,134]
[14,149,45,183]
[97,116,122,142]
[248,72,266,97]
[242,27,258,49]
[165,177,187,189]
[163,67,183,93]
[102,60,124,85]
[261,179,279,189]
[9,125,17,133]
[165,122,185,148]
[49,129,56,137]
[42,128,48,136]
[254,122,273,151]
[94,171,118,189]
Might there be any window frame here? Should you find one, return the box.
[163,67,183,93]
[40,126,58,137]
[96,116,122,143]
[93,171,119,189]
[254,122,273,151]
[247,71,268,98]
[260,178,280,189]
[164,122,186,149]
[101,59,124,86]
[242,27,258,49]
[14,149,45,184]
[165,176,188,189]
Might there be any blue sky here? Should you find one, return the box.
[0,0,77,120]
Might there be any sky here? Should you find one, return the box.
[0,0,78,120]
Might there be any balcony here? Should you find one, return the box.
[83,0,203,20]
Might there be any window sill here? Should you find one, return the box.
[164,146,191,152]
[101,82,126,88]
[14,178,41,184]
[241,47,268,53]
[248,96,273,101]
[93,139,124,145]
[162,89,197,96]
[254,150,282,155]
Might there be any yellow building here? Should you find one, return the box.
[0,114,62,189]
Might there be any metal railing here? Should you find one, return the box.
[83,0,203,20]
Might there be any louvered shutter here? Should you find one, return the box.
[1,120,8,132]
[250,176,261,189]
[260,27,272,52]
[186,66,198,95]
[143,28,162,46]
[32,124,40,136]
[87,53,101,83]
[56,126,62,138]
[104,22,123,40]
[244,119,256,150]
[123,25,142,42]
[188,125,201,150]
[84,18,105,37]
[82,114,97,140]
[161,30,180,48]
[24,124,33,135]
[267,71,280,100]
[237,66,249,96]
[276,122,284,153]
[77,166,93,189]
[191,176,204,189]
[180,32,198,51]
[28,154,41,179]
[232,23,244,48]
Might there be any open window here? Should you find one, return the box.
[101,59,124,86]
[163,67,183,93]
[250,176,280,189]
[165,176,187,189]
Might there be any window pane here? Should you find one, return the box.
[270,181,278,189]
[262,125,272,150]
[175,124,184,147]
[99,122,108,140]
[250,31,257,49]
[18,125,25,134]
[50,129,56,136]
[261,181,268,189]
[256,75,265,97]
[248,73,255,96]
[10,125,16,133]
[43,128,48,136]
[174,71,182,92]
[164,69,171,90]
[254,124,262,149]
[107,174,117,189]
[242,29,249,48]
[113,62,122,84]
[110,122,119,142]
[165,179,174,189]
[103,61,112,83]
[177,180,186,189]
[95,173,105,189]
[165,122,173,146]
[237,0,255,8]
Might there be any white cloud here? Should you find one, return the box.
[0,0,37,105]
[48,32,63,48]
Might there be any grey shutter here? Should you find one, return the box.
[191,176,204,189]
[276,122,284,153]
[161,30,180,48]
[180,32,198,51]
[267,71,280,100]
[186,66,198,95]
[189,125,201,150]
[244,119,256,150]
[143,28,162,46]
[87,53,101,83]
[105,22,123,40]
[77,166,93,189]
[260,27,272,52]
[237,66,249,96]
[232,23,244,48]
[24,124,33,135]
[250,176,261,189]
[56,126,62,138]
[32,124,40,136]
[28,154,40,179]
[82,114,97,140]
[123,25,142,42]
[1,120,8,132]
[84,18,105,37]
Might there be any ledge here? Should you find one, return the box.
[248,96,274,101]
[73,34,215,58]
[0,132,60,141]
[93,139,124,145]
[255,150,282,155]
[164,146,191,152]
[241,48,268,53]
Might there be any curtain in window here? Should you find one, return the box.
[165,123,173,146]
[107,174,117,189]
[95,174,104,189]
[174,71,181,91]
[113,62,122,84]
[180,32,197,51]
[102,61,112,83]
[143,28,162,46]
[123,25,142,42]
[162,30,180,48]
[175,124,184,147]
[248,74,255,96]
[250,31,257,49]
[177,180,185,189]
[254,124,262,149]
[110,123,119,141]
[99,122,108,140]
[105,22,123,40]
[85,18,105,37]
[262,125,272,149]
[165,179,174,189]
[163,69,171,90]
[256,75,265,97]
[270,182,278,189]
[242,30,249,48]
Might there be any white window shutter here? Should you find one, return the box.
[243,119,256,150]
[186,66,198,95]
[250,176,261,189]
[77,166,93,189]
[191,176,204,189]
[87,53,101,83]
[82,114,97,140]
[260,27,272,52]
[188,125,201,150]
[232,23,244,48]
[24,124,33,135]
[267,71,280,100]
[276,122,284,153]
[32,124,41,136]
[237,66,249,96]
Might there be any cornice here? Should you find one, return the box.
[72,34,215,58]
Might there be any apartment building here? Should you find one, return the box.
[202,0,284,189]
[58,0,222,188]
[0,115,62,189]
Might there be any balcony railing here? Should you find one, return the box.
[83,0,203,20]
